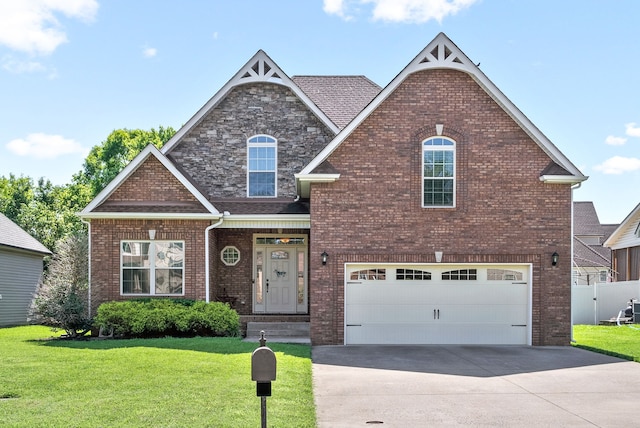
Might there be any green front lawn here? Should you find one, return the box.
[0,326,316,427]
[573,324,640,362]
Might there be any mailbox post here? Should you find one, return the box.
[251,331,276,428]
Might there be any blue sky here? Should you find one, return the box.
[0,0,638,224]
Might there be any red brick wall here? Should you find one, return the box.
[309,69,573,345]
[89,223,310,317]
[89,219,209,313]
[93,156,207,212]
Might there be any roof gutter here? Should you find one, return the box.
[540,175,588,185]
[294,173,340,199]
[78,212,222,220]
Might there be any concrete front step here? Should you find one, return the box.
[245,322,310,344]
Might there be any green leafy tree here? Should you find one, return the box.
[32,232,91,338]
[73,126,176,197]
[0,174,33,221]
[0,126,175,253]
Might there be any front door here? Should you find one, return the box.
[254,242,306,313]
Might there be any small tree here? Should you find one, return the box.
[32,232,92,338]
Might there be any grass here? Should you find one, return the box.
[573,324,640,362]
[0,326,316,427]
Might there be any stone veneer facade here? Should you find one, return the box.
[166,82,335,199]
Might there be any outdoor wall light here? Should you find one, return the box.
[149,229,156,240]
[321,251,328,265]
[552,251,559,267]
[435,251,443,263]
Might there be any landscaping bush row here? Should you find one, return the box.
[93,299,240,338]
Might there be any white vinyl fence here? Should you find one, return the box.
[573,281,640,325]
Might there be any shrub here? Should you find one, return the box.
[31,232,92,338]
[94,299,240,338]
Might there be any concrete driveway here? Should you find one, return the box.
[312,345,640,427]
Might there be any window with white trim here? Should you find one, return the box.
[121,241,184,295]
[599,270,608,283]
[423,137,455,207]
[221,246,240,266]
[247,135,277,197]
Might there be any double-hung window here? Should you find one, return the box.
[422,137,455,207]
[121,241,184,295]
[247,135,277,197]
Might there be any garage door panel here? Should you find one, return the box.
[437,304,527,324]
[346,283,437,305]
[346,323,443,345]
[347,304,441,324]
[347,304,526,324]
[346,323,527,345]
[348,283,526,305]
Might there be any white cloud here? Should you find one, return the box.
[593,156,640,175]
[324,0,352,19]
[1,56,46,73]
[605,135,627,146]
[0,0,98,56]
[323,0,478,23]
[6,133,88,159]
[625,122,640,138]
[142,47,157,58]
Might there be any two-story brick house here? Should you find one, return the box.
[80,33,586,345]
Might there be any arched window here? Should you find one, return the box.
[247,135,277,197]
[422,137,455,207]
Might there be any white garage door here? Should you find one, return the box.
[345,264,530,345]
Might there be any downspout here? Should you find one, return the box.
[80,218,92,317]
[570,182,582,342]
[205,215,225,303]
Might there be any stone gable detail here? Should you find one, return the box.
[167,83,335,199]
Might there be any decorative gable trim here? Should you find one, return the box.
[79,144,220,218]
[299,32,587,185]
[162,50,339,155]
[604,202,640,250]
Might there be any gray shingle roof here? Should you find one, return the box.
[0,213,51,255]
[292,76,381,129]
[210,198,309,215]
[573,202,617,268]
[574,201,603,235]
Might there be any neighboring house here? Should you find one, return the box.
[80,33,586,346]
[572,201,617,285]
[604,202,640,282]
[0,213,51,326]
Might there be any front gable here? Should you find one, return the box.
[80,145,219,219]
[604,203,640,250]
[297,33,587,196]
[161,51,340,202]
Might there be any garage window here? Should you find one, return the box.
[442,269,477,280]
[487,269,523,281]
[350,269,386,280]
[396,268,431,280]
